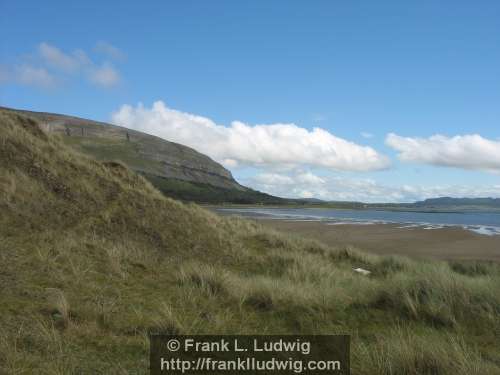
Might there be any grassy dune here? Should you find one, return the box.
[1,111,500,374]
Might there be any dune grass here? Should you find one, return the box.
[1,110,500,374]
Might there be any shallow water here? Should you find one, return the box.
[216,207,500,236]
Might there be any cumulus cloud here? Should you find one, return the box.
[111,101,391,171]
[89,63,120,87]
[245,171,500,203]
[386,133,500,173]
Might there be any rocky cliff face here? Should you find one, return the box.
[0,107,245,191]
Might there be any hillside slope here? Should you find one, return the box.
[0,106,287,204]
[1,111,499,374]
[0,106,239,189]
[414,197,500,209]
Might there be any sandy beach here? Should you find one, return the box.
[259,219,500,262]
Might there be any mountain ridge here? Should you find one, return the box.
[413,197,500,208]
[0,106,240,189]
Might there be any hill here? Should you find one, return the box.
[414,197,500,209]
[1,111,500,374]
[305,197,500,212]
[0,106,287,204]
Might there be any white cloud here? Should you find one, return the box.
[252,173,295,186]
[245,171,500,203]
[94,41,125,60]
[89,63,120,87]
[2,42,123,89]
[39,42,89,72]
[38,42,120,88]
[251,172,327,199]
[15,65,57,88]
[0,63,57,88]
[386,133,500,173]
[111,101,391,171]
[295,172,326,185]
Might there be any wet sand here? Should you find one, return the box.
[259,220,500,262]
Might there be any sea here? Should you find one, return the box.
[215,207,500,236]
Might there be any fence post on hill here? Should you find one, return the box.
[126,131,130,142]
[65,126,71,137]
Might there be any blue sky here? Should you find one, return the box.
[1,1,500,202]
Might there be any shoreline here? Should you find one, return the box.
[204,204,500,214]
[256,219,500,262]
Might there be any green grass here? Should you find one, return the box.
[63,134,289,204]
[63,136,166,175]
[143,172,289,204]
[1,111,500,374]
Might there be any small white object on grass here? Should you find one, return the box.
[353,267,371,276]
